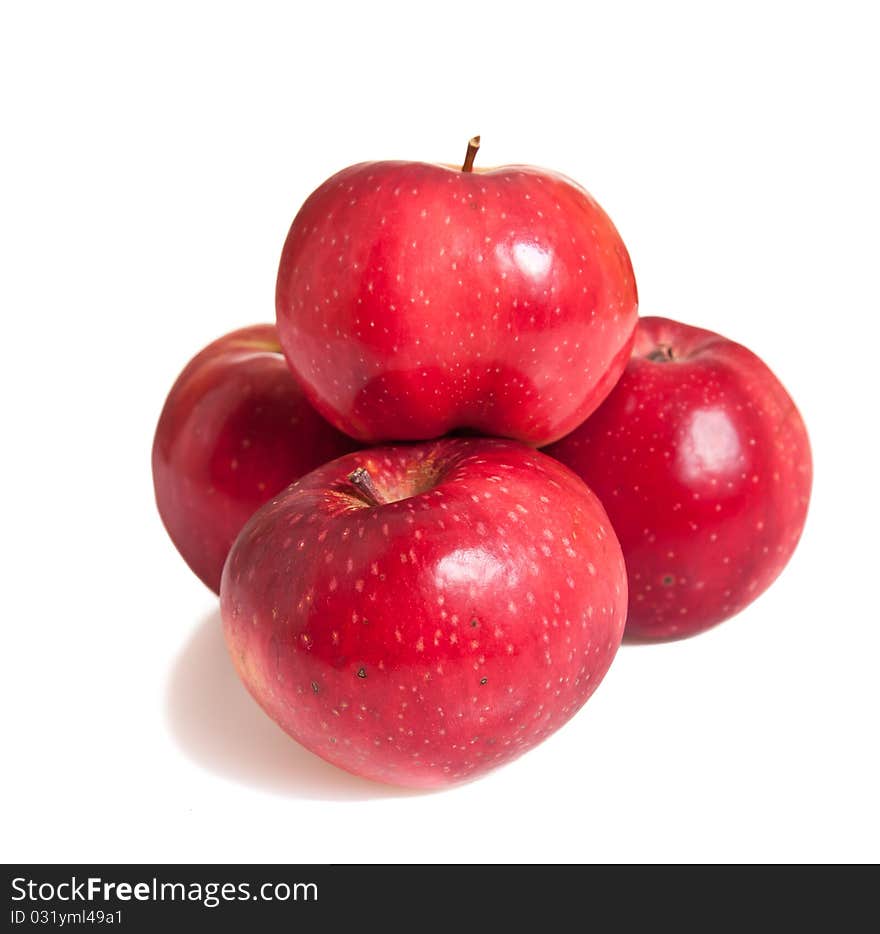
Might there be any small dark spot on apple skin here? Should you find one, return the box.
[471,618,479,628]
[480,677,488,685]
[311,681,320,694]
[357,667,367,679]
[662,575,675,587]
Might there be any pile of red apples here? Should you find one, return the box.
[153,138,811,789]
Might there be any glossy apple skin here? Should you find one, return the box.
[152,325,359,594]
[545,316,812,642]
[276,158,638,446]
[221,438,627,788]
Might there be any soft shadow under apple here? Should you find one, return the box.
[165,609,419,801]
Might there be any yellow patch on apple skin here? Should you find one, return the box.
[437,163,495,174]
[228,638,266,698]
[230,335,285,356]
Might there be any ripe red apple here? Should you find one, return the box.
[153,324,359,594]
[275,137,637,446]
[221,438,627,788]
[545,316,812,641]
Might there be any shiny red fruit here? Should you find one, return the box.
[152,324,359,594]
[546,316,812,641]
[221,438,627,788]
[275,139,637,446]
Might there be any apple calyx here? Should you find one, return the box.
[346,466,387,506]
[461,135,481,173]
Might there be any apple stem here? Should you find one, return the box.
[647,344,675,362]
[462,135,481,172]
[347,467,386,506]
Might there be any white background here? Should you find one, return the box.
[2,1,878,863]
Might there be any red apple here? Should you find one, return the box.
[221,438,627,788]
[275,137,637,446]
[545,316,812,641]
[152,324,359,594]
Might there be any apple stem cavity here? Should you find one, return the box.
[347,466,387,506]
[647,344,676,363]
[462,135,481,173]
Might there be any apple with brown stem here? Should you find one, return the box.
[221,438,627,787]
[546,316,812,641]
[275,137,638,446]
